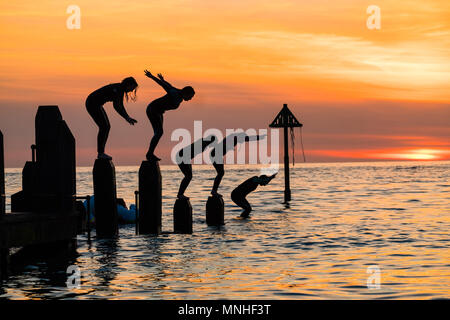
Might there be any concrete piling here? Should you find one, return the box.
[173,198,193,234]
[206,195,225,226]
[138,161,162,235]
[93,158,118,238]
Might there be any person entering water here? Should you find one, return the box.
[231,173,277,218]
[86,77,138,160]
[175,135,216,200]
[144,69,195,162]
[209,132,266,197]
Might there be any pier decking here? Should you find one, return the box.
[0,210,80,250]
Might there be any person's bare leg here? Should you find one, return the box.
[146,111,163,161]
[240,201,252,218]
[211,162,224,197]
[231,194,252,218]
[87,104,112,159]
[177,163,192,199]
[97,108,111,158]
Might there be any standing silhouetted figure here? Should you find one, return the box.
[144,69,195,161]
[86,77,138,159]
[231,173,277,218]
[175,135,216,200]
[209,132,265,197]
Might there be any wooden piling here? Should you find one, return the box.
[0,130,4,218]
[134,190,139,235]
[173,198,193,234]
[0,248,8,279]
[35,106,76,212]
[206,195,225,226]
[283,125,291,202]
[93,158,118,238]
[0,107,82,278]
[11,106,76,213]
[138,161,162,235]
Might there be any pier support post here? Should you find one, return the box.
[0,248,7,279]
[35,106,76,212]
[0,130,4,218]
[173,198,193,234]
[93,158,118,238]
[206,195,225,226]
[138,161,162,235]
[11,106,76,213]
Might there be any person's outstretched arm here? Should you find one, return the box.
[113,96,137,125]
[244,134,267,142]
[144,69,174,93]
[256,173,277,185]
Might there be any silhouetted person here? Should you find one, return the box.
[175,135,216,200]
[86,77,138,159]
[144,69,195,161]
[209,132,266,197]
[231,173,277,218]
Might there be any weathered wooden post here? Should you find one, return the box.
[138,160,162,235]
[0,130,4,218]
[93,159,118,238]
[173,198,192,234]
[11,106,76,213]
[134,190,139,235]
[269,104,303,203]
[35,106,76,212]
[0,248,7,279]
[1,106,82,273]
[86,195,91,241]
[206,195,224,226]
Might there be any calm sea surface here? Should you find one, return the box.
[1,161,449,299]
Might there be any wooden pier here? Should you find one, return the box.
[0,106,84,279]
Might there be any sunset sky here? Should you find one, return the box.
[0,0,449,167]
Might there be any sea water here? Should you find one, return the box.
[1,161,449,299]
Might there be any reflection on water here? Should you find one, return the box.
[1,161,449,299]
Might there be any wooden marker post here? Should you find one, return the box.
[138,161,162,235]
[173,198,193,234]
[269,104,303,203]
[93,158,118,238]
[206,195,224,226]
